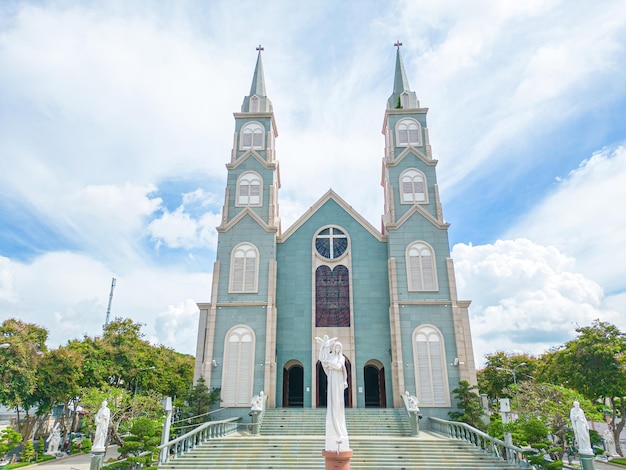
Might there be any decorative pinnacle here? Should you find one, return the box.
[394,40,402,49]
[256,44,264,52]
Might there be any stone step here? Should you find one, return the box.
[161,409,519,470]
[261,408,411,436]
[159,435,520,470]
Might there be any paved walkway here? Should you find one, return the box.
[31,447,120,470]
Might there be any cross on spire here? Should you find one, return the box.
[256,44,264,52]
[394,40,402,50]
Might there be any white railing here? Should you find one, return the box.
[430,417,527,467]
[158,416,240,464]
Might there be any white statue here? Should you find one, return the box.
[570,401,592,455]
[404,391,419,412]
[251,391,265,411]
[315,335,337,362]
[92,400,110,451]
[604,428,618,456]
[46,423,61,455]
[319,340,350,452]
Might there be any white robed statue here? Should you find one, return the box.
[46,423,61,455]
[92,400,110,452]
[317,338,350,452]
[570,401,592,455]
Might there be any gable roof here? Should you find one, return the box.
[278,189,384,243]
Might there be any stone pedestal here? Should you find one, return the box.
[578,453,595,470]
[322,450,353,470]
[90,450,105,470]
[250,410,261,436]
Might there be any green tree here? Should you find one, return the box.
[448,380,486,430]
[0,426,23,460]
[477,351,537,402]
[538,320,626,455]
[117,417,161,467]
[0,319,48,439]
[177,377,220,428]
[21,440,35,462]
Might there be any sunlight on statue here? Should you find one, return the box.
[316,336,350,452]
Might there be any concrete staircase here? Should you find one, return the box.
[159,408,522,469]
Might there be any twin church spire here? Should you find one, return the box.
[388,41,420,110]
[241,45,272,113]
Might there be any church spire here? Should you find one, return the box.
[387,41,419,109]
[249,45,267,97]
[242,45,272,113]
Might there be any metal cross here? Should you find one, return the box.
[394,40,402,49]
[256,44,264,52]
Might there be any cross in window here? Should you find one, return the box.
[394,40,402,49]
[317,228,347,259]
[256,44,264,52]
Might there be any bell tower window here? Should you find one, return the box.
[396,119,422,147]
[240,122,265,149]
[237,172,262,206]
[406,241,438,291]
[400,169,427,204]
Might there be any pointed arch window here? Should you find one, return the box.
[230,243,259,293]
[400,169,427,204]
[400,92,410,109]
[240,122,264,150]
[222,326,255,406]
[250,96,260,113]
[406,241,438,291]
[237,172,262,206]
[413,325,449,406]
[396,119,422,147]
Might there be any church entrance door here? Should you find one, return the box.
[283,363,304,407]
[364,362,386,408]
[316,358,352,408]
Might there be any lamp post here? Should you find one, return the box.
[496,362,527,447]
[134,366,156,396]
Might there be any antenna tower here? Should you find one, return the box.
[104,277,116,328]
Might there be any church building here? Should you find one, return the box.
[194,45,477,422]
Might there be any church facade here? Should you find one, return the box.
[194,47,477,421]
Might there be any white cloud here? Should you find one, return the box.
[452,239,621,366]
[0,252,210,353]
[505,146,626,296]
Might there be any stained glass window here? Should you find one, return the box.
[315,227,348,259]
[315,265,350,327]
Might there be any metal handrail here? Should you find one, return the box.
[157,416,240,464]
[430,417,528,467]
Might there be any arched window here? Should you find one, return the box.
[240,122,264,149]
[315,265,350,327]
[400,169,427,204]
[237,172,262,206]
[406,242,437,291]
[396,119,421,147]
[221,326,255,406]
[230,243,258,292]
[413,325,449,406]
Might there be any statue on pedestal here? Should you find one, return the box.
[317,338,350,453]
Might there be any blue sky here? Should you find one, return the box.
[1,0,625,366]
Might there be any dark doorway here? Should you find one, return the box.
[364,363,386,408]
[317,358,352,408]
[282,364,304,407]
